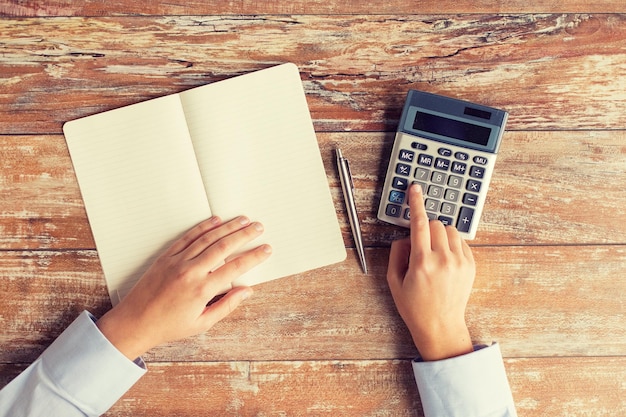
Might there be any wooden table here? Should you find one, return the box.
[1,2,625,415]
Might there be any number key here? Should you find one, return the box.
[427,185,443,198]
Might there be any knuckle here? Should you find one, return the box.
[174,267,193,283]
[214,238,231,255]
[228,255,248,273]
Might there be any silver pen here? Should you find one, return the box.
[336,148,368,274]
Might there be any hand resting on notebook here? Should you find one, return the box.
[387,184,475,361]
[96,215,272,360]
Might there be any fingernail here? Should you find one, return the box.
[262,244,272,254]
[253,222,264,232]
[239,216,250,225]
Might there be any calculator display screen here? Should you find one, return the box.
[412,111,491,146]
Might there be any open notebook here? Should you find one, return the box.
[64,63,346,305]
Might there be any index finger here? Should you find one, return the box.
[409,184,431,254]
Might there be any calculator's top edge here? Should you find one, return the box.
[398,89,508,154]
[405,89,508,122]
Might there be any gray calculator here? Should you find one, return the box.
[377,90,508,239]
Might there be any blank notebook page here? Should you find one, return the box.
[179,63,346,287]
[64,95,212,303]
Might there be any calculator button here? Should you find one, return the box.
[392,177,409,190]
[403,208,411,220]
[451,161,467,175]
[438,148,452,157]
[473,156,489,165]
[469,166,485,179]
[431,171,447,185]
[438,216,454,226]
[411,142,428,150]
[414,168,430,181]
[425,199,440,212]
[441,203,457,216]
[396,163,411,176]
[389,190,405,204]
[427,185,443,198]
[448,175,463,189]
[444,189,459,202]
[426,212,437,220]
[466,180,482,192]
[455,151,469,161]
[463,193,478,206]
[417,154,433,167]
[385,204,402,217]
[398,149,415,163]
[456,207,475,233]
[412,181,427,194]
[434,157,450,171]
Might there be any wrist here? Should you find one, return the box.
[96,310,151,360]
[412,322,473,361]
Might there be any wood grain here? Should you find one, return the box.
[1,15,625,133]
[1,131,624,250]
[2,4,625,416]
[3,357,623,416]
[1,246,624,364]
[1,0,624,16]
[106,357,626,416]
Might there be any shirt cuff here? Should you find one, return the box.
[412,343,517,417]
[41,311,147,415]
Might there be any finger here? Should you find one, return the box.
[166,216,222,257]
[445,225,463,253]
[461,239,475,264]
[184,216,253,260]
[203,244,272,296]
[198,286,253,331]
[408,184,431,256]
[387,238,411,292]
[429,220,449,252]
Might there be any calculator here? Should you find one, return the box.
[377,90,508,239]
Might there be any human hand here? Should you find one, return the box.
[96,216,272,360]
[386,184,475,361]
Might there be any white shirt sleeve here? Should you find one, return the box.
[412,343,517,417]
[0,311,146,417]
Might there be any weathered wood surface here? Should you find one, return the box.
[2,4,625,416]
[1,246,624,364]
[2,0,625,16]
[1,15,626,134]
[1,131,625,249]
[2,357,624,416]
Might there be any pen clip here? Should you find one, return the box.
[344,158,355,191]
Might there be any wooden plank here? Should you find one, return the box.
[1,15,626,133]
[1,246,624,363]
[4,357,624,416]
[108,357,626,416]
[1,131,625,249]
[0,135,92,249]
[1,0,624,17]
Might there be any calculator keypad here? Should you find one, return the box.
[382,138,493,238]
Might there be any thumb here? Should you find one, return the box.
[200,287,254,330]
[387,238,411,292]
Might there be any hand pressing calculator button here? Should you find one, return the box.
[377,89,508,239]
